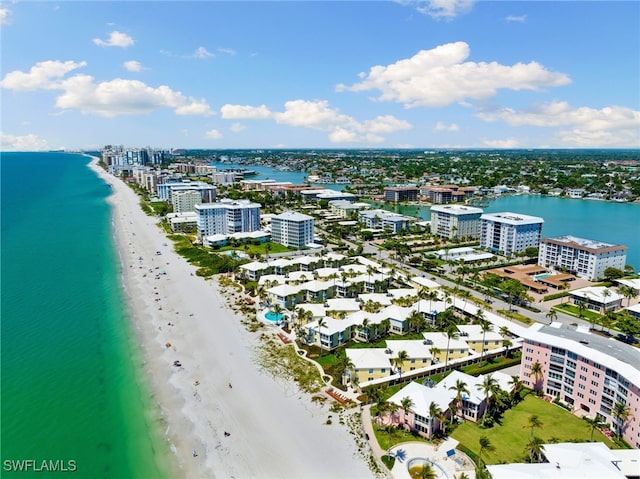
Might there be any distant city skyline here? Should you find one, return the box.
[1,1,639,151]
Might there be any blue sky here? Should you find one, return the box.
[1,1,639,150]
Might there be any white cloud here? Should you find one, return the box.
[1,132,53,151]
[204,129,223,140]
[221,99,411,144]
[123,60,145,72]
[0,60,86,91]
[217,48,236,56]
[0,7,11,25]
[54,75,214,117]
[506,14,527,23]
[434,121,459,132]
[2,60,214,117]
[229,123,245,133]
[220,104,272,119]
[194,47,215,59]
[478,101,640,147]
[482,138,521,149]
[337,42,571,108]
[415,0,476,20]
[93,31,134,48]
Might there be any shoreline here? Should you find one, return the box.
[87,157,375,479]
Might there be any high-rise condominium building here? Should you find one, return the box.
[195,199,261,238]
[430,205,483,239]
[480,212,543,256]
[538,235,627,281]
[271,211,314,248]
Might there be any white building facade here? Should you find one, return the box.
[538,235,627,281]
[171,190,202,213]
[195,199,261,238]
[480,212,544,256]
[271,211,314,248]
[430,204,483,239]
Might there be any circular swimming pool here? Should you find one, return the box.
[407,457,448,479]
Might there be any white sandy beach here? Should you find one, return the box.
[88,158,375,479]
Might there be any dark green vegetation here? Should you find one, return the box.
[166,234,241,276]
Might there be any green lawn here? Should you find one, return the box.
[451,395,615,464]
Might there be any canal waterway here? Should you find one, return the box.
[209,161,639,270]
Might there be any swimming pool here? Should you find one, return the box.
[407,457,448,479]
[265,311,284,322]
[534,273,551,280]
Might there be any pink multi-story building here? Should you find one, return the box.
[520,324,640,448]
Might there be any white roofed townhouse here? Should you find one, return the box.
[302,315,359,352]
[271,211,314,249]
[569,286,624,313]
[538,235,627,281]
[430,204,483,240]
[480,211,544,256]
[422,332,470,365]
[387,370,513,438]
[195,199,261,238]
[346,348,394,384]
[457,324,504,356]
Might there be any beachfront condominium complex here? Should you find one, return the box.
[195,199,261,238]
[480,211,543,256]
[430,205,483,239]
[157,181,216,203]
[538,235,627,281]
[271,211,314,248]
[520,324,640,448]
[171,190,202,214]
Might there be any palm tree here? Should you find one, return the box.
[408,310,424,333]
[428,401,443,437]
[477,374,499,423]
[618,284,638,307]
[601,288,612,314]
[477,435,495,466]
[429,346,440,364]
[359,318,370,341]
[508,375,523,405]
[529,361,544,392]
[478,318,492,360]
[449,379,470,418]
[316,317,327,356]
[419,463,437,479]
[584,415,605,441]
[400,396,414,424]
[524,436,544,463]
[577,300,587,320]
[394,350,409,377]
[524,415,543,442]
[499,325,511,338]
[545,309,558,324]
[444,324,459,367]
[612,401,633,438]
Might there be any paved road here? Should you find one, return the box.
[325,232,593,330]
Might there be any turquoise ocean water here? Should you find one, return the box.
[1,153,171,478]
